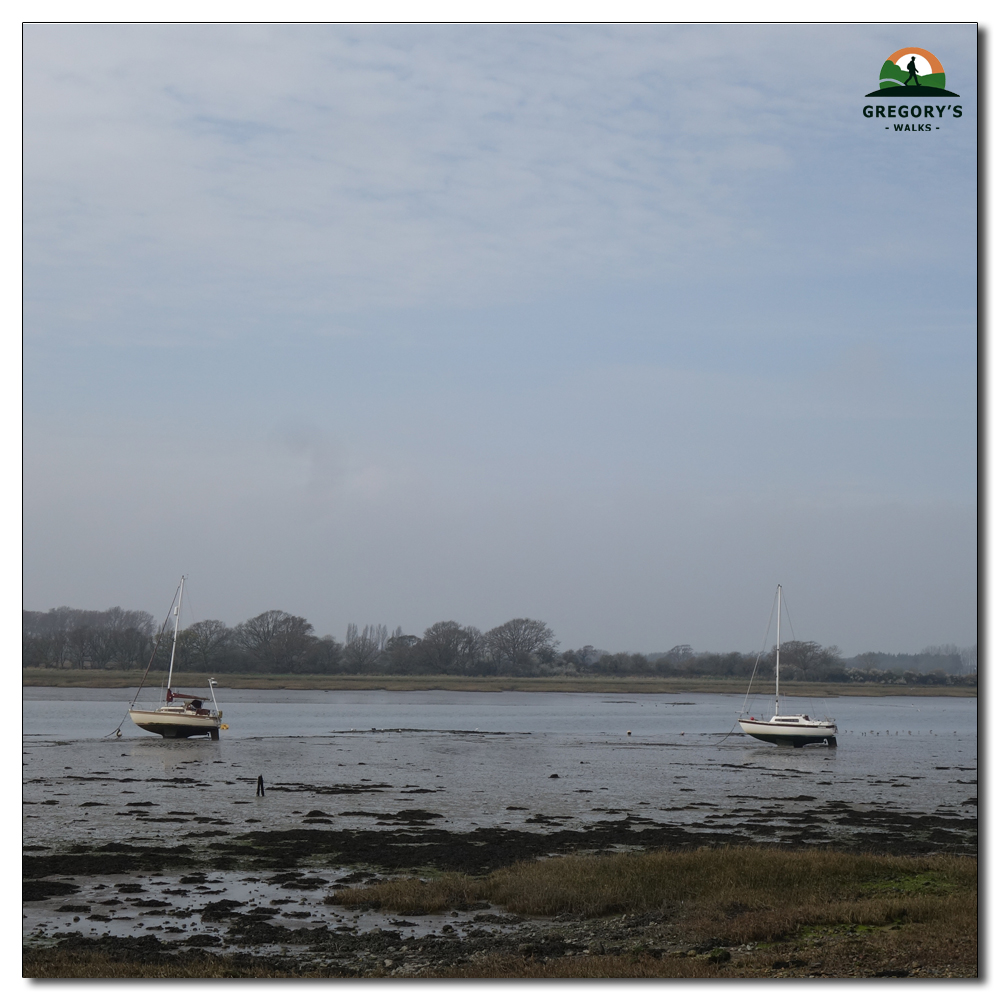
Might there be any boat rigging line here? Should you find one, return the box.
[739,586,779,718]
[102,581,182,739]
[714,591,780,746]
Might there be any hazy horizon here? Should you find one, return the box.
[23,24,977,658]
[21,589,976,662]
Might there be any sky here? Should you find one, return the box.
[22,23,978,656]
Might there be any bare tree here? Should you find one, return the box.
[65,611,112,668]
[24,606,157,669]
[459,625,485,668]
[105,607,156,669]
[663,644,694,665]
[774,641,843,674]
[409,621,484,673]
[343,623,389,671]
[416,621,463,672]
[484,618,557,668]
[302,635,345,674]
[183,619,234,673]
[235,610,316,672]
[23,609,71,667]
[384,629,420,673]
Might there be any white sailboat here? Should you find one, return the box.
[128,577,225,739]
[738,585,837,748]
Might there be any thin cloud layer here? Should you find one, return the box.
[22,24,977,653]
[25,24,973,339]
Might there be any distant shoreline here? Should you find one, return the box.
[21,668,976,697]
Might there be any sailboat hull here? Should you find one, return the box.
[129,708,222,739]
[738,588,839,748]
[739,718,837,748]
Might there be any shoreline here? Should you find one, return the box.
[24,840,977,979]
[21,669,976,697]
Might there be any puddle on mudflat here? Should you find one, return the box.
[23,865,532,961]
[24,689,976,856]
[24,688,977,961]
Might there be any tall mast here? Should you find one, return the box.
[166,576,185,693]
[775,584,781,717]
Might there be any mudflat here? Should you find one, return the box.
[24,689,977,978]
[23,838,977,978]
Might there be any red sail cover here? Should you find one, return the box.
[166,690,200,702]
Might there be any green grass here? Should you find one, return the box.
[858,870,965,896]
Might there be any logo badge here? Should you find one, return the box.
[866,48,959,97]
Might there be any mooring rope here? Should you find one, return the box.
[712,720,743,746]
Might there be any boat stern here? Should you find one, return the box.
[128,708,223,740]
[738,715,838,748]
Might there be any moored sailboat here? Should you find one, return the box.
[738,585,837,748]
[128,577,225,739]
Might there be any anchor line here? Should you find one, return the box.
[713,720,744,746]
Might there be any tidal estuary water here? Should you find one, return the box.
[23,687,977,971]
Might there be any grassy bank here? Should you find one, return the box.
[26,848,977,978]
[422,917,977,979]
[21,668,976,697]
[328,847,977,924]
[337,847,978,978]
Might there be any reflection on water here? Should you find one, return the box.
[23,688,976,850]
[126,738,226,773]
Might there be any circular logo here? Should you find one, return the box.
[867,48,959,97]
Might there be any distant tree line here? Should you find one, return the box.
[22,607,556,677]
[23,607,157,672]
[843,646,976,677]
[565,641,976,685]
[22,606,977,685]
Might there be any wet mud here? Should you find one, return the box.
[23,693,978,976]
[27,909,703,978]
[24,793,977,887]
[24,890,976,979]
[24,789,978,976]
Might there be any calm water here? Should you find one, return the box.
[23,687,977,848]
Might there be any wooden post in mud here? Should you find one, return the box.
[256,775,265,797]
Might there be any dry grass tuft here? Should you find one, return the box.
[330,846,976,924]
[329,872,481,914]
[684,890,976,944]
[482,848,975,920]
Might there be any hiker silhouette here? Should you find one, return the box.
[904,56,920,86]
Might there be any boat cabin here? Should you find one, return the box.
[165,691,215,716]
